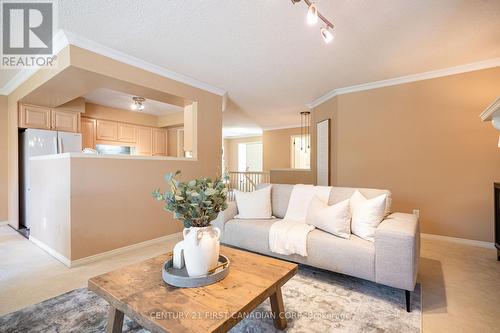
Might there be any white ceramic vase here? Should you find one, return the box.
[174,226,221,277]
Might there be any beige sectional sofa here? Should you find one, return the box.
[213,184,420,312]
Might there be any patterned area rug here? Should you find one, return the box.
[0,266,421,332]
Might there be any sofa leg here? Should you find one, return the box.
[405,290,411,312]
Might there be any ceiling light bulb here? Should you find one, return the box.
[131,103,137,110]
[307,3,318,25]
[320,26,333,43]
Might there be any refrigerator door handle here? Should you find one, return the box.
[58,136,63,153]
[53,137,58,153]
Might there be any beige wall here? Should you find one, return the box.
[167,126,183,157]
[0,95,8,221]
[270,169,314,185]
[223,136,262,172]
[263,127,302,171]
[158,112,184,127]
[84,102,159,127]
[68,156,221,259]
[312,67,500,242]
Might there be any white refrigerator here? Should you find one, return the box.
[20,129,82,228]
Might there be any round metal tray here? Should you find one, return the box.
[162,254,230,288]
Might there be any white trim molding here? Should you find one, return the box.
[0,221,8,226]
[307,58,500,109]
[263,124,301,131]
[421,233,495,249]
[29,232,182,268]
[0,29,227,97]
[29,235,72,267]
[480,97,500,121]
[71,232,182,267]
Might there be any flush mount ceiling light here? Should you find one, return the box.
[131,96,145,111]
[291,0,335,44]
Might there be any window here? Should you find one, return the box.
[238,142,263,172]
[291,135,310,169]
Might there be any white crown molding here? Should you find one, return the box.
[0,29,227,97]
[0,30,69,96]
[63,30,226,96]
[479,97,500,121]
[421,233,495,249]
[307,58,500,109]
[263,124,301,131]
[223,133,263,139]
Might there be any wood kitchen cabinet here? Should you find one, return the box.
[19,104,51,130]
[51,109,80,132]
[152,128,167,156]
[96,119,118,141]
[81,118,96,149]
[19,104,80,132]
[117,123,137,143]
[136,126,153,156]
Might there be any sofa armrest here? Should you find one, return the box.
[375,212,420,291]
[212,201,238,240]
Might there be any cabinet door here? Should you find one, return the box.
[117,123,137,143]
[152,128,167,156]
[81,118,96,149]
[136,126,152,156]
[51,109,80,132]
[19,104,51,130]
[96,119,118,141]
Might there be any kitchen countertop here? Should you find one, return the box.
[30,152,196,161]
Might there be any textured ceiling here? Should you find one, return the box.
[1,0,499,135]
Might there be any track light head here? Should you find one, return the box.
[320,26,334,44]
[307,3,318,25]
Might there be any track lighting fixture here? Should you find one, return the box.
[291,0,335,44]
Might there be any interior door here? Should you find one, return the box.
[245,142,263,172]
[316,119,330,186]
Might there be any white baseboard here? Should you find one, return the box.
[29,235,72,267]
[70,232,182,267]
[29,232,183,268]
[421,233,495,249]
[0,221,8,226]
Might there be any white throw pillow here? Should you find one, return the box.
[350,190,387,242]
[234,185,273,219]
[306,195,351,239]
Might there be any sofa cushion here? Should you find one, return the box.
[306,196,351,239]
[350,190,388,242]
[256,183,294,218]
[306,230,375,281]
[223,218,276,253]
[223,218,375,282]
[329,187,392,216]
[234,185,272,219]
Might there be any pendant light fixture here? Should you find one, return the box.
[131,96,145,111]
[291,0,335,44]
[300,111,311,152]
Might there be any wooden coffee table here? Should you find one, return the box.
[88,246,298,333]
